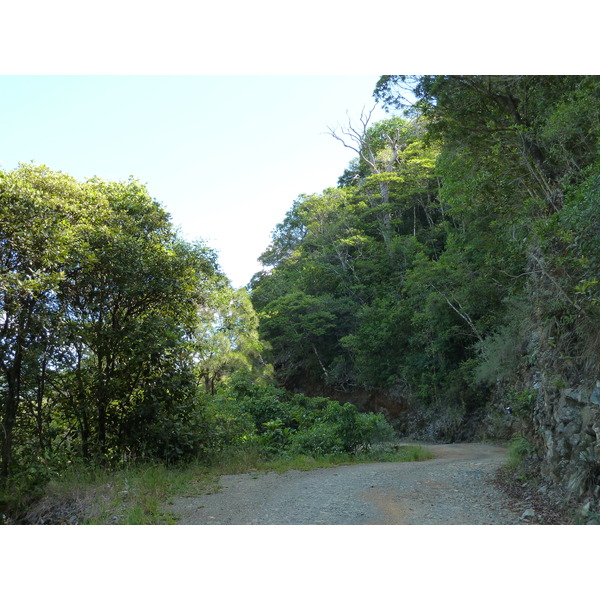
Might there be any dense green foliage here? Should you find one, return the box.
[1,164,401,499]
[4,76,600,511]
[0,165,224,479]
[207,373,395,458]
[251,76,600,437]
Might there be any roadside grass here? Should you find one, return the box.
[5,443,433,525]
[206,443,434,475]
[505,435,536,473]
[2,462,220,525]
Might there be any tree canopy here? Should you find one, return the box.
[251,76,600,452]
[3,76,600,507]
[0,164,260,475]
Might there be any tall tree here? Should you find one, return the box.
[252,116,442,395]
[328,110,432,249]
[0,164,100,476]
[1,165,221,473]
[59,177,216,459]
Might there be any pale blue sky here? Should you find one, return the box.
[0,75,391,287]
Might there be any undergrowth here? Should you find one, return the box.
[2,443,432,525]
[505,435,535,472]
[2,378,434,525]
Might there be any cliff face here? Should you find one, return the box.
[525,263,599,518]
[490,278,600,519]
[535,381,600,495]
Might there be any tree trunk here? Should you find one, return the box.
[35,353,48,453]
[1,363,21,479]
[0,305,29,479]
[96,352,110,461]
[97,401,107,459]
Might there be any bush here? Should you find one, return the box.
[356,412,397,448]
[226,377,296,434]
[210,380,397,459]
[289,423,344,456]
[256,419,295,455]
[506,435,534,469]
[131,399,210,463]
[204,394,256,451]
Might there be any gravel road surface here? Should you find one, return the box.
[169,443,526,525]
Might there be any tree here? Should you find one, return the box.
[369,75,600,440]
[58,177,217,460]
[1,165,222,474]
[252,114,443,396]
[0,164,99,477]
[194,278,266,394]
[328,110,432,248]
[375,75,600,213]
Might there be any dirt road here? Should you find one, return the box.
[169,443,526,525]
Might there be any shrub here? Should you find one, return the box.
[204,394,256,451]
[506,435,534,470]
[289,423,344,456]
[211,380,397,458]
[256,419,295,455]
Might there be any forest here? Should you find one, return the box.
[2,75,600,520]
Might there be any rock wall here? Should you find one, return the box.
[532,377,600,504]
